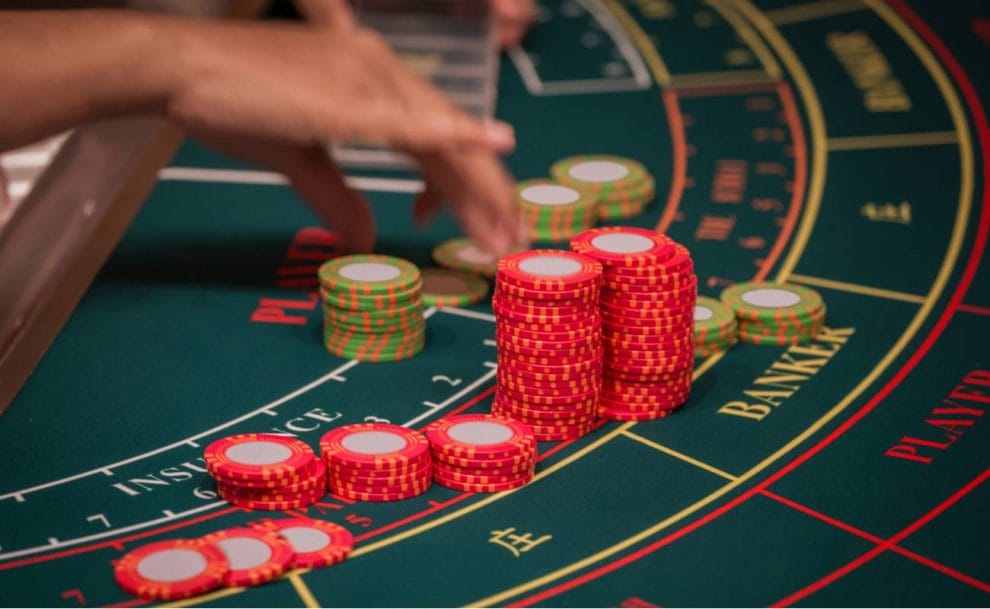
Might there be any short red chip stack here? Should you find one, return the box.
[571,227,697,420]
[320,423,431,502]
[491,249,604,441]
[204,433,325,510]
[426,414,537,492]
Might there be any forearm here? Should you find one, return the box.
[0,10,182,151]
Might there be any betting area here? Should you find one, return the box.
[0,0,988,606]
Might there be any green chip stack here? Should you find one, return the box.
[318,254,426,362]
[515,178,597,242]
[694,296,738,357]
[719,281,826,347]
[551,154,656,220]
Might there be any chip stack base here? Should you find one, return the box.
[204,434,324,511]
[551,154,656,219]
[492,250,604,441]
[320,423,431,502]
[719,281,826,346]
[426,414,537,492]
[694,296,739,357]
[571,227,696,420]
[318,255,425,362]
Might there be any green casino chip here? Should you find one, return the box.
[551,154,650,197]
[719,281,824,324]
[318,255,421,296]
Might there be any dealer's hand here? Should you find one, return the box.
[169,19,523,254]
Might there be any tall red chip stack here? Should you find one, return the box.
[571,227,696,420]
[491,249,604,440]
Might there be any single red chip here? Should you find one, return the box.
[201,528,294,587]
[113,538,228,601]
[251,518,354,569]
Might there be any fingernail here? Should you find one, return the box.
[484,120,516,150]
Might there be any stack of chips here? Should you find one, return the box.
[694,296,739,357]
[571,227,697,421]
[318,254,425,362]
[720,281,826,346]
[551,154,656,219]
[515,178,598,242]
[426,414,537,492]
[204,434,325,510]
[320,423,431,502]
[491,249,604,441]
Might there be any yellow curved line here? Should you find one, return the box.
[349,354,723,559]
[467,0,974,605]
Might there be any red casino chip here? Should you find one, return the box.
[204,434,316,482]
[200,528,294,587]
[431,458,534,478]
[598,405,678,421]
[216,459,326,492]
[494,282,600,302]
[219,485,323,511]
[496,338,601,359]
[251,518,354,569]
[492,294,598,315]
[425,414,536,460]
[432,445,537,470]
[432,472,533,493]
[319,423,428,470]
[332,484,431,502]
[570,226,676,267]
[497,384,598,406]
[113,539,229,601]
[496,250,602,292]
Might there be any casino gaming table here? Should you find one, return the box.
[1,0,989,606]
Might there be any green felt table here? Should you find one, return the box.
[2,0,989,606]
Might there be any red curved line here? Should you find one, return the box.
[753,82,806,281]
[655,90,687,234]
[510,0,990,603]
[772,468,990,606]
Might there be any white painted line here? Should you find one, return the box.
[508,0,651,96]
[0,360,360,502]
[483,339,496,347]
[158,167,424,194]
[438,307,496,323]
[402,367,497,428]
[0,502,227,562]
[159,167,286,185]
